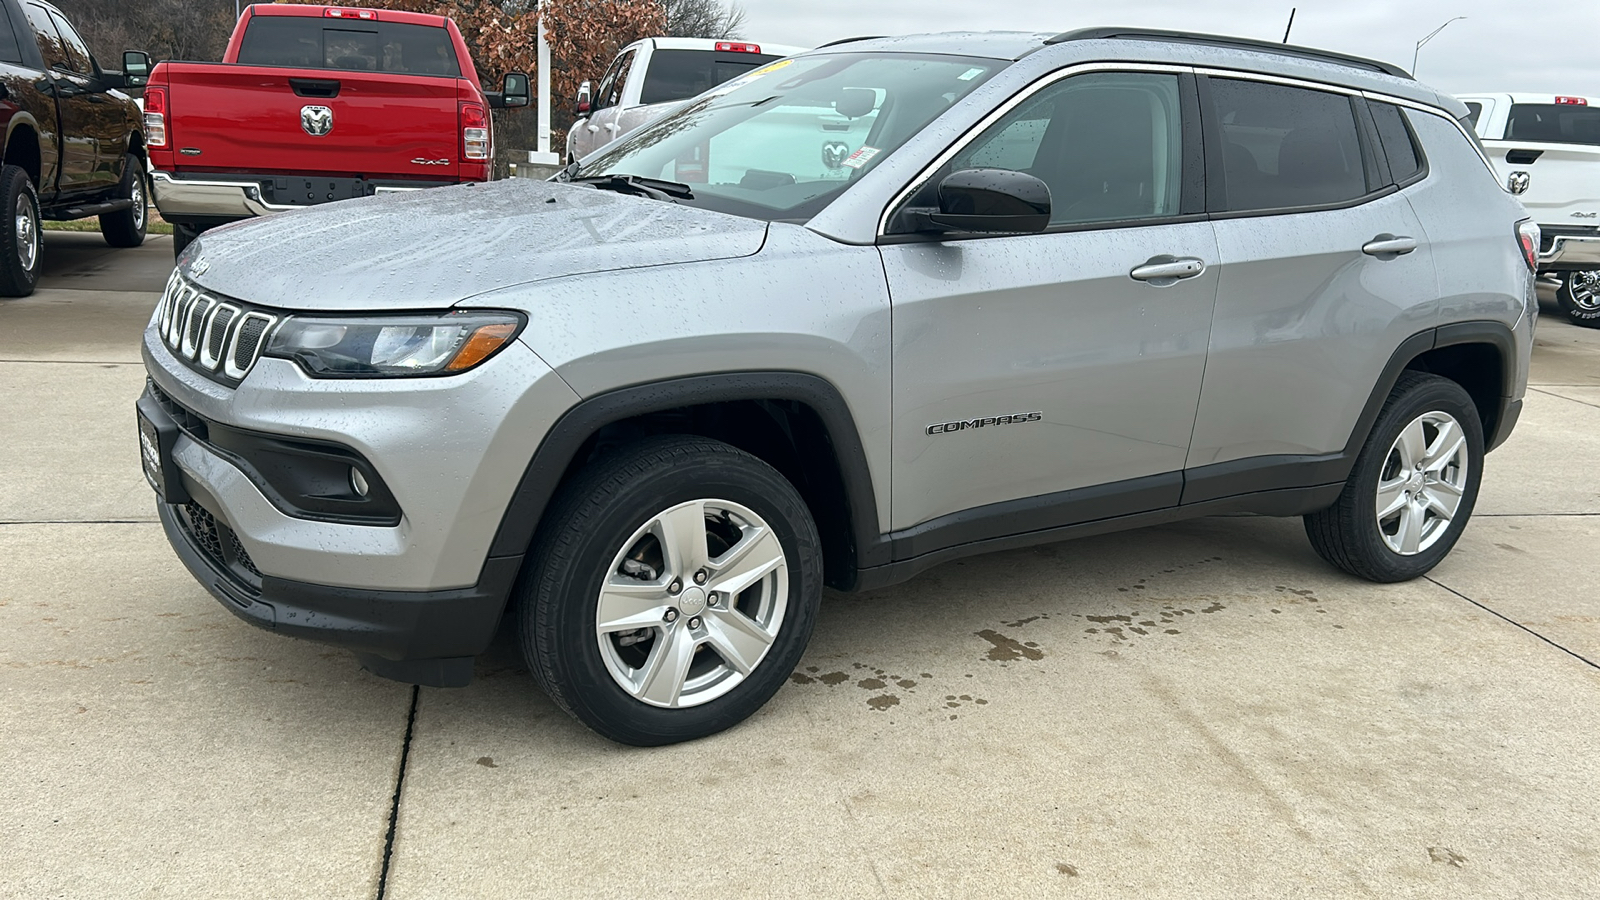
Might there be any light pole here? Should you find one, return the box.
[1412,16,1466,76]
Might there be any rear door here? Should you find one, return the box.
[167,15,464,179]
[1186,75,1437,495]
[884,69,1217,537]
[45,8,124,191]
[578,47,637,158]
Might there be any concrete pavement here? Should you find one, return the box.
[1,235,1597,898]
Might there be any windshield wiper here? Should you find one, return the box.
[570,174,695,202]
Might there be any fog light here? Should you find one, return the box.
[351,467,370,498]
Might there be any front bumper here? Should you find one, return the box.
[158,497,519,687]
[1537,232,1600,271]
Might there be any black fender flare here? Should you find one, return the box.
[484,371,888,573]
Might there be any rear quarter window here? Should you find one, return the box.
[237,17,460,76]
[1369,101,1425,184]
[638,50,782,105]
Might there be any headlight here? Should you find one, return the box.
[263,311,524,378]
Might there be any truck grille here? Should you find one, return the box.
[156,271,280,385]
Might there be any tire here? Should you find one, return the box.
[518,435,823,746]
[1556,270,1600,328]
[172,222,202,260]
[99,154,148,248]
[0,165,40,297]
[1305,371,1484,583]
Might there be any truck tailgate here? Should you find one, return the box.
[1484,141,1600,222]
[162,63,462,179]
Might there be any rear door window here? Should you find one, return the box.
[1369,101,1424,184]
[0,3,21,64]
[47,10,92,73]
[639,50,782,105]
[1506,103,1600,146]
[237,17,460,76]
[1206,78,1370,212]
[22,3,66,70]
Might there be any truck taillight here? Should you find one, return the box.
[715,42,761,54]
[1555,96,1588,106]
[144,86,169,149]
[461,103,489,161]
[325,8,378,19]
[1517,220,1541,273]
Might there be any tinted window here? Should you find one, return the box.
[639,50,780,105]
[0,3,25,64]
[237,18,460,76]
[22,3,66,70]
[1506,103,1600,147]
[1370,101,1423,182]
[1209,78,1368,212]
[600,49,636,108]
[1462,102,1484,129]
[950,72,1185,226]
[48,11,92,73]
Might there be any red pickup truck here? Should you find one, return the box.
[146,4,527,257]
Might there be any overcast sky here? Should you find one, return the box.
[738,0,1595,95]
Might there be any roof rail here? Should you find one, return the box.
[1044,28,1413,80]
[817,35,889,49]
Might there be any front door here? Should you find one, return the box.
[22,3,95,195]
[883,70,1219,542]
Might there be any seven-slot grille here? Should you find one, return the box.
[156,271,279,384]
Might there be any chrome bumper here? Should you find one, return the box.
[1538,232,1600,269]
[149,171,421,220]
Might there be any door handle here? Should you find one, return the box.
[604,122,619,132]
[586,124,599,133]
[1362,234,1418,257]
[1130,256,1207,286]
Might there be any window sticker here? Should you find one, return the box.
[842,146,880,169]
[957,67,985,81]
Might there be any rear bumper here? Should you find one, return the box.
[149,170,447,222]
[1537,232,1600,270]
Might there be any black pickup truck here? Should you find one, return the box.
[0,0,149,296]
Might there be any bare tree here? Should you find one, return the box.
[661,0,744,40]
[53,0,235,65]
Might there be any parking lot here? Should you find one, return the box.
[2,231,1597,898]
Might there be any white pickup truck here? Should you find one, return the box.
[1458,93,1600,327]
[566,37,807,163]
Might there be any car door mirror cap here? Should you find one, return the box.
[928,168,1052,234]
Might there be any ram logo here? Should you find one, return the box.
[301,105,334,137]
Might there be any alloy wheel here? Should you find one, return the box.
[15,193,36,272]
[1568,270,1600,311]
[1375,410,1470,555]
[595,498,789,708]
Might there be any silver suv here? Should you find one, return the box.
[138,29,1537,745]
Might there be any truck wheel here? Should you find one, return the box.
[1556,270,1600,328]
[518,435,823,746]
[99,154,148,248]
[0,165,41,297]
[172,223,203,260]
[1304,372,1483,583]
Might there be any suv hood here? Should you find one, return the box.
[181,179,769,311]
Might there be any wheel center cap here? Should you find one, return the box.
[1408,471,1426,492]
[679,586,707,616]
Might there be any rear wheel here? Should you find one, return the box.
[1305,372,1483,583]
[1556,270,1600,328]
[0,165,40,297]
[100,154,148,248]
[518,435,823,746]
[172,222,203,260]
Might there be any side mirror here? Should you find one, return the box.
[574,80,592,117]
[500,71,529,109]
[105,50,152,89]
[929,168,1051,233]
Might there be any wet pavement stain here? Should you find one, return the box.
[817,671,849,686]
[1427,846,1467,867]
[976,629,1045,661]
[788,672,815,685]
[858,677,886,690]
[476,757,498,768]
[1056,863,1079,877]
[866,694,900,711]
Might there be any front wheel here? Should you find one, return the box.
[1556,270,1600,328]
[1305,372,1484,583]
[100,153,148,248]
[0,165,40,297]
[518,435,822,746]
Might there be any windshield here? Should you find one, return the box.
[574,52,1005,222]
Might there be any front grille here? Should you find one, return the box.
[177,500,264,593]
[156,271,280,385]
